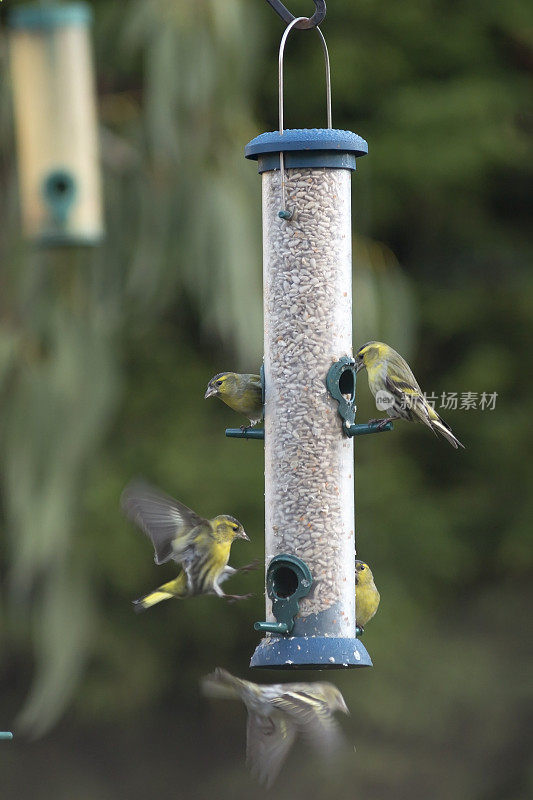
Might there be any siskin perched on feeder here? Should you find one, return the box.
[202,668,349,788]
[355,341,464,448]
[204,372,263,428]
[355,559,380,634]
[121,480,255,611]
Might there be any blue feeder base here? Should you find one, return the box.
[250,636,372,670]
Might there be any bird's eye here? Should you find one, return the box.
[360,565,365,570]
[216,380,223,386]
[233,525,239,532]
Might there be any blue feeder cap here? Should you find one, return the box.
[245,128,368,173]
[8,2,93,29]
[250,635,372,670]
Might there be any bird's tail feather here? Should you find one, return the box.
[133,590,173,613]
[202,667,245,700]
[132,575,188,613]
[431,416,464,449]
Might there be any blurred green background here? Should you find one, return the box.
[0,0,532,798]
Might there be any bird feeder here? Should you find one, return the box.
[244,7,389,669]
[8,3,103,244]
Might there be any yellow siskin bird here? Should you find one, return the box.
[204,372,263,427]
[202,668,349,788]
[355,341,464,448]
[121,480,255,611]
[355,559,380,634]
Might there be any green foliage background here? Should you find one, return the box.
[0,0,531,797]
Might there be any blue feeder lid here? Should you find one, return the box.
[8,2,93,30]
[245,128,368,173]
[250,635,373,670]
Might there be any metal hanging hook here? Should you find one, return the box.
[277,16,332,219]
[279,18,332,134]
[265,0,326,30]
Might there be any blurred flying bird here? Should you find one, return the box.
[202,668,349,787]
[355,559,380,633]
[354,341,464,448]
[204,372,263,427]
[121,480,255,610]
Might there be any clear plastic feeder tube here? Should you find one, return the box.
[263,165,354,636]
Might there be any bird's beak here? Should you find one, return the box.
[204,384,217,399]
[238,530,250,541]
[355,360,364,373]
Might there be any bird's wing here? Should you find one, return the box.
[121,480,207,565]
[247,374,262,389]
[385,374,434,426]
[387,351,422,393]
[385,373,420,402]
[271,690,345,754]
[246,710,297,788]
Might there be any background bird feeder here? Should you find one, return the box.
[8,2,103,244]
[246,10,375,669]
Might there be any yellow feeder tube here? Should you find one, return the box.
[8,3,103,244]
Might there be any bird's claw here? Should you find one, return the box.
[224,592,254,604]
[368,418,390,430]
